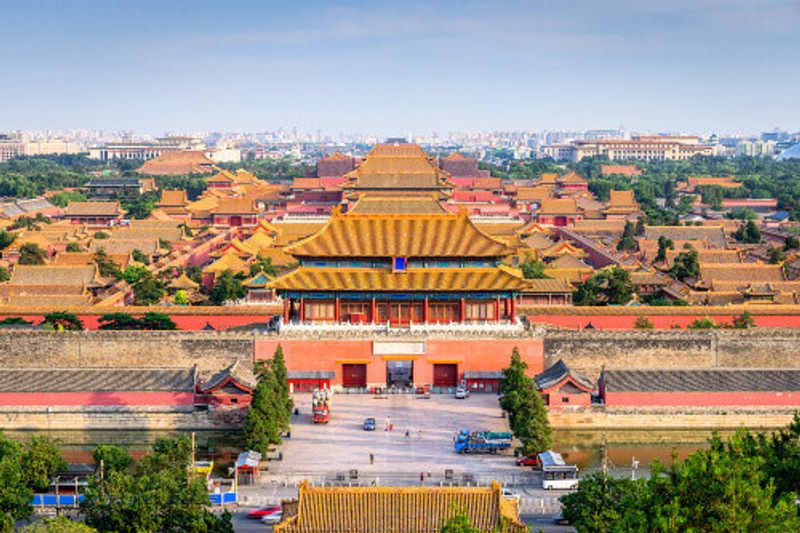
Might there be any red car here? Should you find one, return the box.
[515,455,540,467]
[246,505,282,519]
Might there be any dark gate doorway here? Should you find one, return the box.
[386,360,413,388]
[433,364,458,388]
[342,364,367,388]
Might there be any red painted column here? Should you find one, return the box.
[283,298,290,322]
[459,298,465,323]
[423,297,429,324]
[495,298,500,322]
[299,297,305,322]
[504,298,509,318]
[334,297,341,323]
[510,297,516,321]
[371,298,377,324]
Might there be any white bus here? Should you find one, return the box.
[538,450,580,490]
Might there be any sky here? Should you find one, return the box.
[1,0,799,135]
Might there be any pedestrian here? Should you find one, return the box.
[418,429,422,439]
[370,453,374,465]
[419,471,424,483]
[405,429,410,439]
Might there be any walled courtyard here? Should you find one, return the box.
[265,393,527,483]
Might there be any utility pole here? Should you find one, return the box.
[601,434,608,478]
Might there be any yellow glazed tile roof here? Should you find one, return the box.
[269,265,531,292]
[286,210,513,258]
[274,480,526,533]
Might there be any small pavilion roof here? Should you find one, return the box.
[535,360,594,391]
[168,273,199,290]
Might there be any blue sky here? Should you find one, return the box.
[1,0,798,134]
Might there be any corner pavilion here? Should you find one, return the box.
[270,208,532,326]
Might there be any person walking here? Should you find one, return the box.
[370,453,374,465]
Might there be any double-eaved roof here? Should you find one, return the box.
[285,210,513,259]
[269,266,532,292]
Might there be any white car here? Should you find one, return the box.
[501,488,520,502]
[261,510,283,525]
[455,387,470,399]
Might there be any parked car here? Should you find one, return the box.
[247,505,281,519]
[501,488,520,503]
[363,417,376,431]
[553,512,570,525]
[455,387,470,399]
[261,510,283,525]
[515,455,540,467]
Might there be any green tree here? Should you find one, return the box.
[439,508,481,533]
[269,345,294,432]
[248,257,277,278]
[93,249,122,279]
[0,432,34,529]
[22,436,67,492]
[519,255,549,279]
[131,249,150,265]
[19,515,96,532]
[82,436,233,533]
[616,221,637,251]
[42,312,83,331]
[49,191,87,208]
[0,230,14,251]
[732,311,755,329]
[561,472,650,532]
[132,275,165,306]
[65,242,81,252]
[670,246,699,281]
[768,246,786,264]
[0,266,7,282]
[243,377,280,454]
[654,235,674,263]
[98,312,141,330]
[725,207,758,220]
[784,235,799,251]
[733,220,761,243]
[633,316,654,329]
[689,317,718,329]
[0,317,32,325]
[120,264,150,284]
[138,312,177,330]
[92,444,134,476]
[174,289,189,305]
[19,242,48,265]
[500,348,551,456]
[634,217,645,236]
[210,270,246,305]
[574,267,634,306]
[93,231,109,240]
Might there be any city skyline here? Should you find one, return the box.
[2,0,799,134]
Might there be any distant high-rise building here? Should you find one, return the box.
[737,140,776,157]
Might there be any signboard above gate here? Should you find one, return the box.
[372,341,426,355]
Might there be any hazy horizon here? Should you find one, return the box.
[2,0,799,134]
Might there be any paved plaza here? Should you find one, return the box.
[267,392,525,481]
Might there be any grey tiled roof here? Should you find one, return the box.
[463,371,503,379]
[0,368,196,393]
[602,369,800,392]
[202,360,258,391]
[287,371,336,379]
[535,360,594,391]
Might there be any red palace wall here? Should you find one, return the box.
[0,392,196,406]
[255,338,544,387]
[524,313,800,330]
[605,391,800,407]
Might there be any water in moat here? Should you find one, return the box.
[7,427,741,477]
